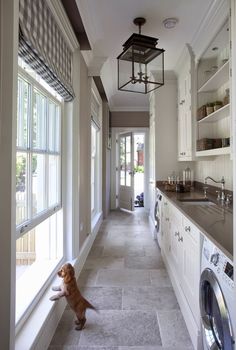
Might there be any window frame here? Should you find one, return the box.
[91,118,100,218]
[16,66,62,239]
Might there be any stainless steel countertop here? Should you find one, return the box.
[157,184,233,260]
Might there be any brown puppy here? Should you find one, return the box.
[50,263,96,330]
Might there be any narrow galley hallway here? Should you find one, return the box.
[48,209,193,350]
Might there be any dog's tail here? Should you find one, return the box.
[84,298,98,312]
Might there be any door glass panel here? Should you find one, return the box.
[126,152,131,186]
[120,137,125,186]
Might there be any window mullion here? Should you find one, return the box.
[28,85,33,221]
[45,100,49,211]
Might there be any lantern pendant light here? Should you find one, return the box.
[117,17,165,94]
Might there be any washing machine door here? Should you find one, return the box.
[200,268,234,350]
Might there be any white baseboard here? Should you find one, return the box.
[162,254,203,350]
[15,213,102,350]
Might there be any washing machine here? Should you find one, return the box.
[199,236,235,349]
[153,188,162,246]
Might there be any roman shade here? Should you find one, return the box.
[18,0,75,101]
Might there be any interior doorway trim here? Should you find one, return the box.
[110,127,149,211]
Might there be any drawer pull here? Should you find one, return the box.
[185,226,191,232]
[178,236,183,242]
[175,231,179,237]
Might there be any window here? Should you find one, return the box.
[15,64,63,327]
[91,121,99,216]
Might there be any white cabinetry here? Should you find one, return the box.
[196,20,231,157]
[160,195,170,255]
[177,45,195,161]
[160,195,201,348]
[149,93,156,228]
[181,217,200,324]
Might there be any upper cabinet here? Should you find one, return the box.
[196,20,231,157]
[177,45,195,161]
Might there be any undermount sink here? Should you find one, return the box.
[178,198,217,206]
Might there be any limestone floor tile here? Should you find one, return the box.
[157,310,193,348]
[103,245,145,258]
[118,346,193,350]
[143,244,162,256]
[50,347,118,350]
[77,269,98,286]
[88,245,104,258]
[84,256,125,270]
[122,286,179,311]
[150,269,172,287]
[78,347,118,350]
[124,255,165,269]
[49,310,80,347]
[96,269,151,287]
[80,287,122,310]
[78,310,162,347]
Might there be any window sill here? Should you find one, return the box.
[15,267,66,350]
[16,258,63,329]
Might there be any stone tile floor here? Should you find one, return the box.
[48,209,194,350]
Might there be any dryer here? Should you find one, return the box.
[200,236,235,349]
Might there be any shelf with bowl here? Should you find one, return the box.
[198,59,230,93]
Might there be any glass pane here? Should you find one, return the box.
[48,155,60,207]
[32,153,46,215]
[17,78,29,148]
[91,124,96,156]
[120,137,125,186]
[126,152,131,186]
[33,90,46,150]
[126,136,131,153]
[16,152,28,225]
[15,210,63,323]
[48,101,60,152]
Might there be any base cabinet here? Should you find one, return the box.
[160,195,201,349]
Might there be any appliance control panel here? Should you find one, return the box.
[203,237,234,289]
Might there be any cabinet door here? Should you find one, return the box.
[178,69,193,161]
[181,218,200,323]
[149,112,156,225]
[169,207,182,276]
[161,197,170,256]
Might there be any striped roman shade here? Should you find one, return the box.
[18,0,75,101]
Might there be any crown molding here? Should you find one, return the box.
[190,0,229,61]
[109,106,149,112]
[46,0,79,51]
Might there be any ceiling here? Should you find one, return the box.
[75,0,225,111]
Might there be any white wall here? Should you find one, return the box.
[154,72,179,180]
[0,1,18,349]
[194,156,233,190]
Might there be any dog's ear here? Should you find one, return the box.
[63,263,75,283]
[67,264,75,277]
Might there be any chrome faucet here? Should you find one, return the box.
[204,176,225,201]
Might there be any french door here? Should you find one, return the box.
[118,132,134,211]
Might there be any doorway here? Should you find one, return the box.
[111,128,148,212]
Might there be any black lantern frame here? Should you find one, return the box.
[117,19,165,94]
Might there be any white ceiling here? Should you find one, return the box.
[76,0,225,111]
